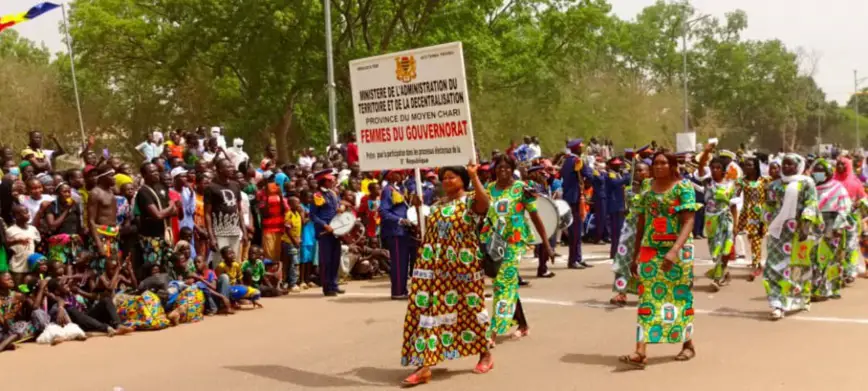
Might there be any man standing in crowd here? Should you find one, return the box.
[87,165,121,271]
[136,163,178,273]
[205,159,247,268]
[379,170,412,300]
[21,131,65,174]
[560,139,592,269]
[310,169,344,296]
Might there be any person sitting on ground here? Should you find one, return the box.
[242,247,281,297]
[0,271,50,351]
[189,255,231,315]
[45,277,133,337]
[215,246,261,309]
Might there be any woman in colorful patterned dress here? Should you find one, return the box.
[762,153,819,320]
[697,151,739,291]
[810,159,852,300]
[610,161,650,306]
[738,156,770,281]
[400,164,492,387]
[833,157,866,283]
[483,155,554,343]
[619,152,700,368]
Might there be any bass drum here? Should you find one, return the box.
[554,199,573,230]
[527,196,559,245]
[329,212,356,236]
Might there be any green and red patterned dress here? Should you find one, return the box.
[612,179,650,295]
[400,194,489,368]
[480,181,537,336]
[634,179,701,344]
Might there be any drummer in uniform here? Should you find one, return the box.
[529,166,556,278]
[310,169,345,297]
[560,138,594,269]
[379,169,414,300]
[605,157,630,259]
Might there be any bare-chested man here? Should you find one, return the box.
[87,165,119,271]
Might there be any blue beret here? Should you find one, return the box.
[566,138,584,149]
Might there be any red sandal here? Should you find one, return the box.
[401,368,432,388]
[473,356,494,374]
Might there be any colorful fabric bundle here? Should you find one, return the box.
[113,291,171,330]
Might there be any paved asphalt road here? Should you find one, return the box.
[4,240,868,391]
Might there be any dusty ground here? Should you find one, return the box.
[4,240,868,391]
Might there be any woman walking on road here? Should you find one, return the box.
[619,152,700,369]
[609,161,650,306]
[483,155,554,344]
[737,156,770,281]
[810,158,851,300]
[696,147,739,291]
[762,153,819,320]
[399,164,492,387]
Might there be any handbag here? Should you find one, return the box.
[481,216,508,278]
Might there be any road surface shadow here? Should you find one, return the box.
[339,366,470,386]
[331,296,394,304]
[560,353,676,372]
[226,365,372,387]
[360,282,391,289]
[584,282,616,290]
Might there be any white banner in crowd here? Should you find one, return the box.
[349,42,476,171]
[676,132,697,153]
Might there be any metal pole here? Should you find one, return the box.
[856,70,861,150]
[61,2,86,147]
[324,0,338,146]
[682,11,689,133]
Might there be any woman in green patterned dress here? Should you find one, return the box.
[482,155,554,344]
[610,161,650,306]
[762,153,820,320]
[697,151,739,291]
[809,159,852,301]
[400,164,493,387]
[620,152,700,368]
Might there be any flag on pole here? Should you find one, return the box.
[0,2,60,34]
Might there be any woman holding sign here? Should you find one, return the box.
[400,163,491,386]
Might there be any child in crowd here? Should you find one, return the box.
[215,246,261,309]
[6,204,41,284]
[298,190,318,289]
[190,255,230,315]
[242,247,280,297]
[283,196,303,292]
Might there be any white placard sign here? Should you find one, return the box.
[676,132,697,153]
[349,42,476,171]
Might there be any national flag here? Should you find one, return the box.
[0,2,60,34]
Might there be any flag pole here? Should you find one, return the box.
[60,2,86,148]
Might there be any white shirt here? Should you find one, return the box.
[239,192,252,231]
[202,151,217,163]
[298,155,316,169]
[227,147,249,168]
[528,144,542,160]
[6,225,41,273]
[18,194,55,224]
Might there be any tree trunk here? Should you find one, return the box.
[273,92,299,164]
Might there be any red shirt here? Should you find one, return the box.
[357,195,380,238]
[258,191,288,234]
[168,189,181,243]
[346,142,359,165]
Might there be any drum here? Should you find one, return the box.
[527,196,559,245]
[407,205,431,226]
[329,212,356,236]
[554,199,573,230]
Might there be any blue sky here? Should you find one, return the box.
[4,0,867,103]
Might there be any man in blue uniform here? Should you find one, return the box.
[310,169,344,296]
[605,157,630,259]
[587,157,608,243]
[560,139,593,269]
[380,169,413,300]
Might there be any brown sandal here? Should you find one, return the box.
[618,352,647,369]
[674,345,696,361]
[609,293,627,306]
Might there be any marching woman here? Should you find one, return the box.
[762,153,819,320]
[697,148,739,291]
[810,159,851,300]
[619,152,700,368]
[400,164,491,386]
[483,155,554,344]
[738,156,771,281]
[833,157,866,283]
[609,161,650,306]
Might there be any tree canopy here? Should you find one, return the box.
[0,0,863,159]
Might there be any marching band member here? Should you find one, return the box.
[310,169,345,297]
[559,139,593,269]
[380,169,413,300]
[528,165,555,278]
[605,157,630,259]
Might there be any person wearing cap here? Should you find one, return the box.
[310,168,345,296]
[379,169,414,300]
[587,157,609,245]
[171,166,197,257]
[605,157,631,259]
[636,144,653,160]
[560,138,593,269]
